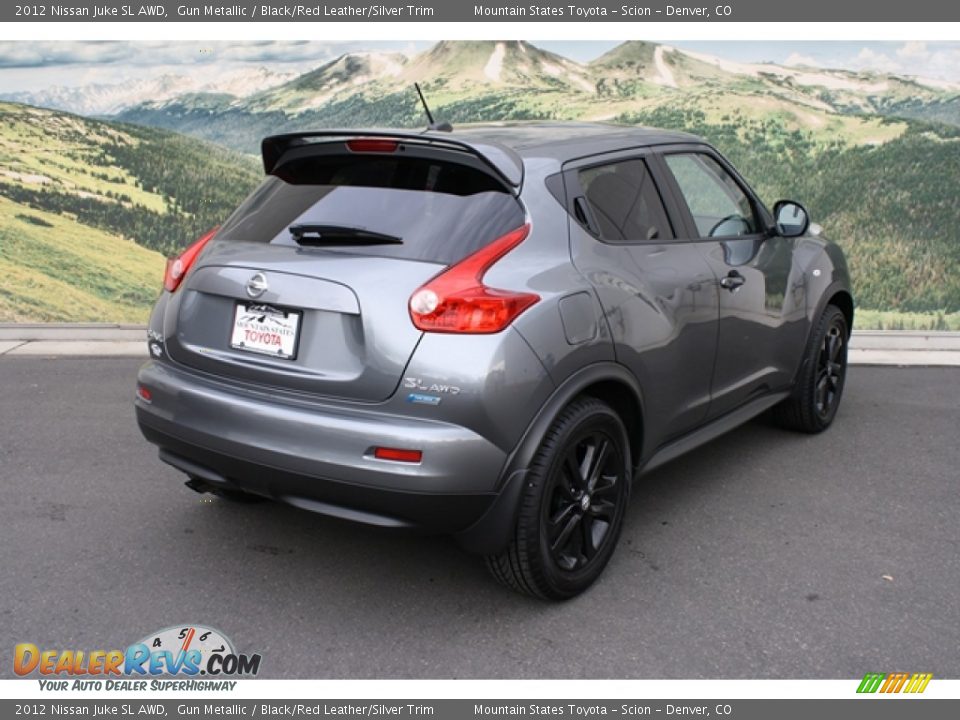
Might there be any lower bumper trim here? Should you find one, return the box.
[139,418,496,535]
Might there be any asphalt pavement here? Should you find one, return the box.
[1,357,957,678]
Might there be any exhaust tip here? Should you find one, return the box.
[184,476,213,494]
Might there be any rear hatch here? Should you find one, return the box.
[164,137,526,402]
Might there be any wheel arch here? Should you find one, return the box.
[503,362,645,486]
[829,289,854,338]
[455,362,644,555]
[808,280,854,345]
[577,378,643,472]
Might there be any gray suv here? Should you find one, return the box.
[135,123,852,599]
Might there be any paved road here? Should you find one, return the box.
[1,358,957,679]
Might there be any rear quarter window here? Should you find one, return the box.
[216,153,525,266]
[577,158,674,242]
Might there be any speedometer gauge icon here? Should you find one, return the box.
[135,624,235,674]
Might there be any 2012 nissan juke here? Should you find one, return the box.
[135,122,853,599]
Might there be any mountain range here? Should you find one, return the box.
[5,41,956,148]
[0,66,298,116]
[102,40,958,146]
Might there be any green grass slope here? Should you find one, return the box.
[0,102,261,322]
[0,196,164,322]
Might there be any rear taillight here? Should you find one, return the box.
[163,226,218,293]
[409,224,538,334]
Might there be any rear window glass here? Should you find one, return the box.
[215,153,525,265]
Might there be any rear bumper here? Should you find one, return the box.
[135,360,510,536]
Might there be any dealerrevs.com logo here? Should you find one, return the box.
[14,625,262,690]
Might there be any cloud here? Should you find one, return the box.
[852,47,901,74]
[847,42,960,83]
[0,42,131,68]
[896,41,929,59]
[0,41,409,70]
[784,53,820,68]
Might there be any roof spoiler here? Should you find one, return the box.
[261,130,523,188]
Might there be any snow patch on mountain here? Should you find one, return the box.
[484,43,506,82]
[653,46,678,88]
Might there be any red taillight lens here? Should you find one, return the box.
[163,226,218,293]
[409,224,539,334]
[374,447,423,463]
[347,138,398,153]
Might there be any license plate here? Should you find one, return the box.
[230,303,301,360]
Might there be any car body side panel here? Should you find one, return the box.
[699,235,809,417]
[501,158,616,388]
[569,226,720,452]
[387,328,556,457]
[799,239,855,348]
[648,144,809,418]
[553,150,721,454]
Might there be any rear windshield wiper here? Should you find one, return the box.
[288,224,403,246]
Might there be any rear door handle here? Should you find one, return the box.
[720,270,746,291]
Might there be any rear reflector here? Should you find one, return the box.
[164,226,218,293]
[347,138,399,153]
[374,447,423,463]
[409,223,539,333]
[136,385,152,403]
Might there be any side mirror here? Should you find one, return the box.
[773,200,810,238]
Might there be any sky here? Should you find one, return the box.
[0,40,958,93]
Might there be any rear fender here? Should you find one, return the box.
[455,362,643,555]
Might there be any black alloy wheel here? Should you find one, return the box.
[486,396,631,600]
[815,319,846,420]
[774,304,849,433]
[546,429,623,572]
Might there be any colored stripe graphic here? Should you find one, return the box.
[886,672,909,693]
[857,672,932,693]
[857,673,886,693]
[905,673,934,693]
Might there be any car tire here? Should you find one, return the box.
[774,304,849,433]
[486,396,631,600]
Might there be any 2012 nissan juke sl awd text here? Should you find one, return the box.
[135,122,852,599]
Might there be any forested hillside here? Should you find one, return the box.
[616,107,960,314]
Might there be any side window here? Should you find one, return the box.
[576,159,674,242]
[664,153,758,238]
